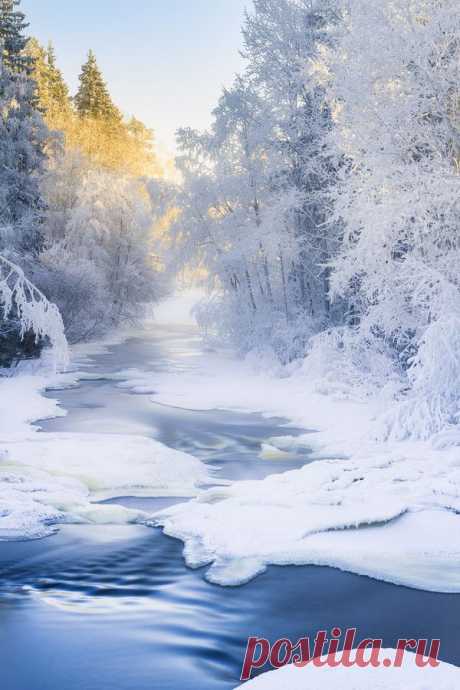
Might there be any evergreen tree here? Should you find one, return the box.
[27,41,160,176]
[0,1,48,257]
[0,72,48,256]
[0,0,50,363]
[46,41,69,111]
[26,38,70,119]
[24,38,48,106]
[75,50,121,123]
[0,0,32,73]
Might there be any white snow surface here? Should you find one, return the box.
[235,650,460,689]
[0,327,211,540]
[123,293,460,591]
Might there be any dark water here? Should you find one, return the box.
[0,326,459,690]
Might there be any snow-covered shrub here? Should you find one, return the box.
[0,254,68,369]
[380,312,460,441]
[302,326,399,401]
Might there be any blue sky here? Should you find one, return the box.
[22,0,248,156]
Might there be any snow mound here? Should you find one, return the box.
[235,650,460,689]
[154,449,460,590]
[0,431,211,539]
[2,432,211,500]
[0,373,67,434]
[0,465,147,540]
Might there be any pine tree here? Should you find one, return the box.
[0,1,48,257]
[0,0,50,363]
[46,41,69,111]
[24,38,48,106]
[0,0,32,73]
[26,38,71,120]
[0,74,48,256]
[75,50,121,123]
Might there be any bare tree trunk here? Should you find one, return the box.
[261,248,274,305]
[245,267,257,312]
[297,260,307,311]
[255,265,265,298]
[321,237,332,319]
[229,272,240,292]
[279,249,289,321]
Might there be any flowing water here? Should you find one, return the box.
[0,326,459,690]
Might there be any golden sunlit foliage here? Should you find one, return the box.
[26,39,163,178]
[55,113,162,177]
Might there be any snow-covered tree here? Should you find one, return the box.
[39,150,164,342]
[0,0,32,73]
[171,0,340,360]
[327,0,460,437]
[0,69,48,257]
[0,2,164,359]
[242,0,339,324]
[0,2,48,258]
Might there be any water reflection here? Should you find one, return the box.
[1,522,459,690]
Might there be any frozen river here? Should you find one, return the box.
[0,326,458,689]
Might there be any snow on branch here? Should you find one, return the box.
[0,254,68,369]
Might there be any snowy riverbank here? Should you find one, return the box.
[1,290,460,594]
[0,321,212,540]
[115,294,460,593]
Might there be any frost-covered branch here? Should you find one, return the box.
[0,253,68,369]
